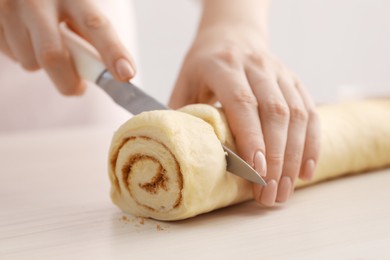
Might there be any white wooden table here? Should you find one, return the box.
[1,126,389,259]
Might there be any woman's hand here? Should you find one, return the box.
[0,0,135,95]
[169,24,321,206]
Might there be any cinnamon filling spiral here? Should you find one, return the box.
[113,136,183,212]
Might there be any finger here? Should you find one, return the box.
[210,72,267,209]
[0,25,16,60]
[24,5,85,95]
[296,82,321,181]
[1,10,39,70]
[207,67,267,181]
[169,72,196,109]
[247,69,290,207]
[169,72,217,109]
[62,0,136,81]
[275,77,308,203]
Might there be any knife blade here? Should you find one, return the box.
[61,24,266,186]
[96,70,266,186]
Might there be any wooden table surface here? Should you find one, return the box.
[1,126,389,260]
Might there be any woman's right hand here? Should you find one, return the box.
[0,0,136,95]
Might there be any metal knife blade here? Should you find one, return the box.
[97,70,266,186]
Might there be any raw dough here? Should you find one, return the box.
[108,99,390,221]
[296,99,390,187]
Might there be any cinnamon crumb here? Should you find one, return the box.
[122,215,128,221]
[139,218,145,225]
[156,224,164,231]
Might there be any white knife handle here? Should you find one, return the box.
[60,23,105,83]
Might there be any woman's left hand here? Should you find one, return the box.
[169,25,321,206]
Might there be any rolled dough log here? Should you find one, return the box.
[108,99,390,221]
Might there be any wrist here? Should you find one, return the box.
[198,0,269,40]
[192,23,269,53]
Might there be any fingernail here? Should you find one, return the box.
[253,151,267,177]
[276,176,292,203]
[260,179,277,206]
[302,159,316,180]
[115,58,135,80]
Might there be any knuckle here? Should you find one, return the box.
[83,12,108,30]
[266,153,284,165]
[241,129,262,142]
[214,47,240,67]
[250,73,274,87]
[231,88,258,107]
[289,105,308,122]
[263,100,290,119]
[247,52,267,68]
[284,151,303,166]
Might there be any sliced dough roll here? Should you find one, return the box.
[109,99,390,221]
[109,109,251,221]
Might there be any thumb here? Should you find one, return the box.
[168,76,195,109]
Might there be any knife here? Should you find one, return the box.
[62,25,266,186]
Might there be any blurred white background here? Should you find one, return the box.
[133,0,390,104]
